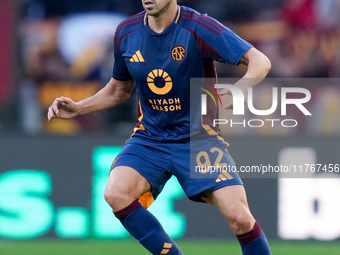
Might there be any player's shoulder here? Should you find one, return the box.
[179,5,226,35]
[180,6,201,19]
[114,11,145,50]
[115,11,145,36]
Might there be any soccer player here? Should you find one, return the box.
[47,0,272,254]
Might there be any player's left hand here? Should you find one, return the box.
[219,83,248,109]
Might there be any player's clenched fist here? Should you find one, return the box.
[47,96,79,121]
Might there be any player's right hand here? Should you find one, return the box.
[47,97,79,121]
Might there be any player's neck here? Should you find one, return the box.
[148,4,178,33]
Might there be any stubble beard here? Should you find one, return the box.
[145,0,172,18]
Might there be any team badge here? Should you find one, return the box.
[171,45,186,62]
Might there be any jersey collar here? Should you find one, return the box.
[143,5,181,36]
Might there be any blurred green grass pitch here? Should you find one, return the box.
[0,240,339,255]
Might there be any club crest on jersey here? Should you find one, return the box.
[171,45,186,62]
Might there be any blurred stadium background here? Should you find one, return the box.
[0,0,340,254]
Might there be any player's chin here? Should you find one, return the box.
[144,7,158,16]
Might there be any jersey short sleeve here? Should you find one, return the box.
[214,27,253,65]
[182,10,253,65]
[111,29,133,81]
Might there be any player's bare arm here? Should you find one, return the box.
[240,47,271,80]
[47,78,134,121]
[222,47,271,109]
